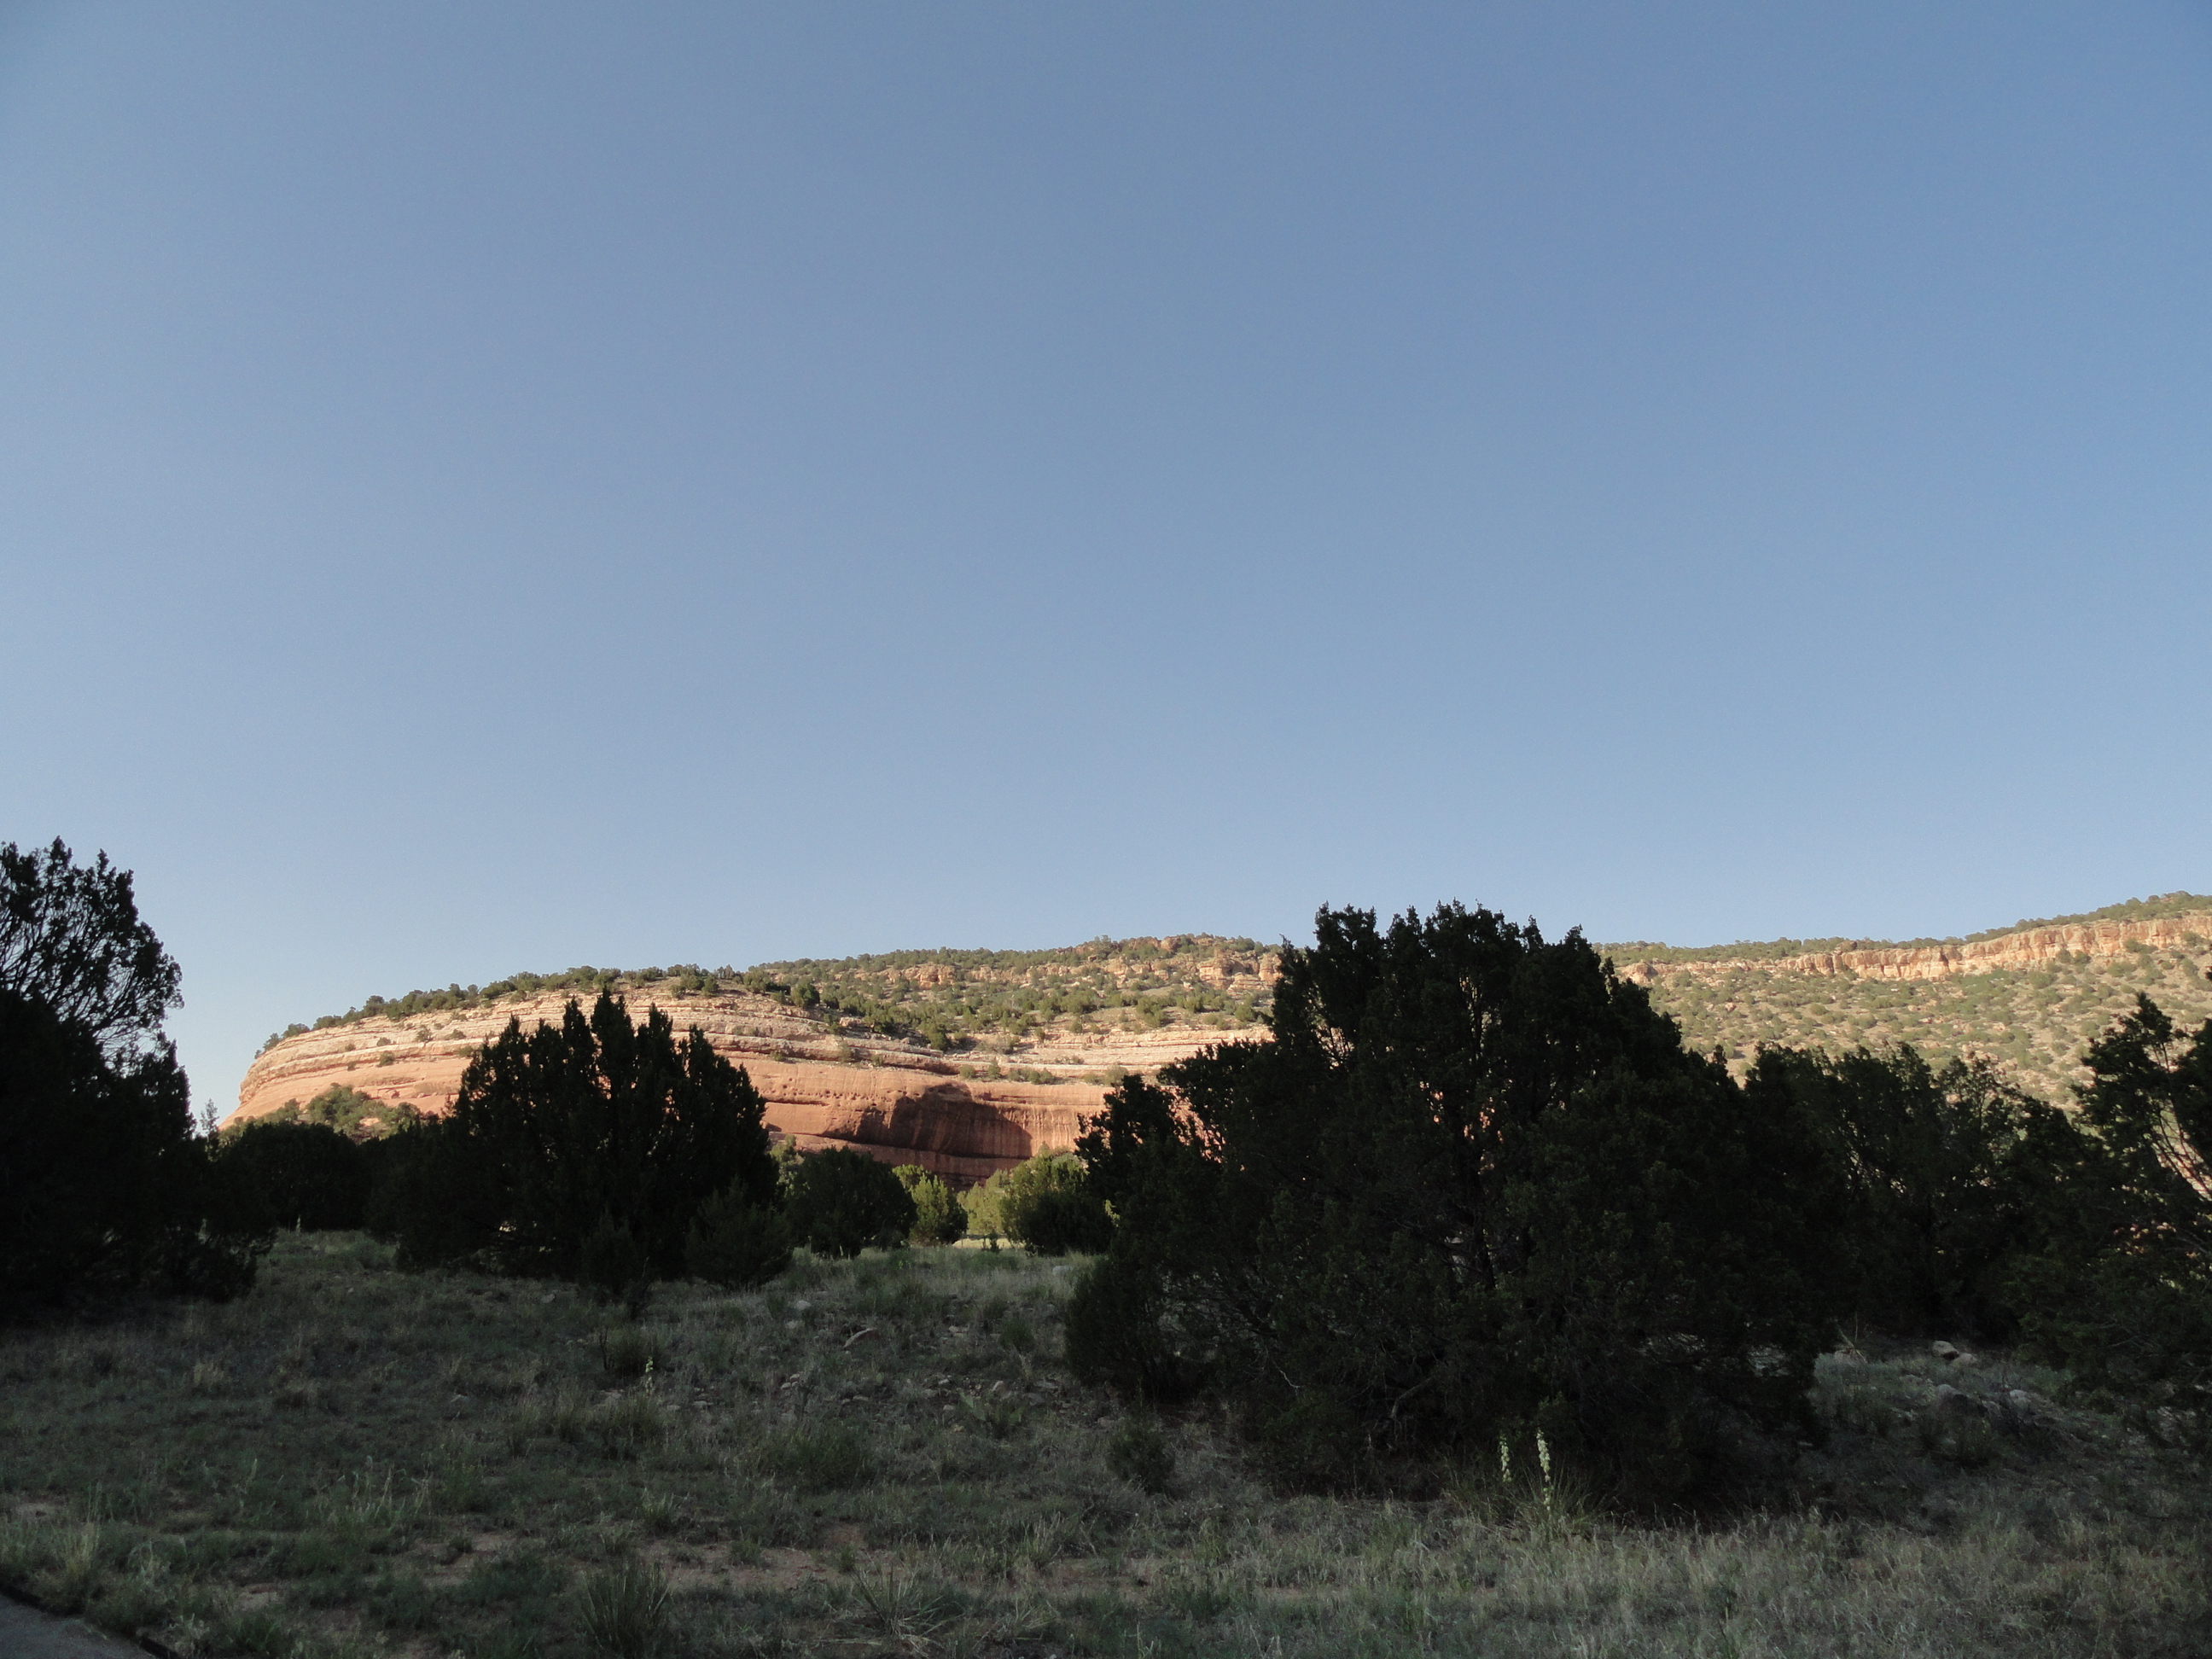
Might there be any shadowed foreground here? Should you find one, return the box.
[0,1234,2204,1657]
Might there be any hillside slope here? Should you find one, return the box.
[1615,900,2212,1099]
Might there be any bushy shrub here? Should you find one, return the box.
[684,1186,794,1287]
[215,1120,370,1231]
[960,1170,1008,1240]
[1743,1045,2058,1337]
[894,1164,968,1245]
[579,1212,649,1311]
[1000,1155,1114,1256]
[1069,902,1841,1502]
[961,1153,1112,1254]
[1063,1251,1204,1400]
[1105,1414,1176,1493]
[781,1148,916,1258]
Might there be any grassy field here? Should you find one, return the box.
[3,1235,2206,1659]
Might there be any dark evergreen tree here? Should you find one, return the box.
[685,1185,795,1286]
[0,842,270,1310]
[0,839,181,1058]
[385,993,777,1280]
[1070,902,1844,1500]
[3,989,185,1306]
[782,1148,917,1258]
[215,1119,370,1231]
[1743,1045,2056,1337]
[2009,994,2212,1406]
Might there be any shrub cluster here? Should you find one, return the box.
[897,1164,969,1246]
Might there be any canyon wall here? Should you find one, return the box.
[231,989,1230,1181]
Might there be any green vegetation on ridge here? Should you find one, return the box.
[1648,932,2212,1101]
[265,935,1278,1057]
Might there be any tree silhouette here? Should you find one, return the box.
[385,992,777,1280]
[1070,902,1840,1500]
[0,839,181,1059]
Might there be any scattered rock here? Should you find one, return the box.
[1930,1384,1984,1421]
[1930,1341,1960,1363]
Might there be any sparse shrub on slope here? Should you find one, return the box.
[782,1147,916,1258]
[262,1082,415,1139]
[1069,902,1843,1504]
[380,992,778,1283]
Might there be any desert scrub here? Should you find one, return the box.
[0,1232,2204,1657]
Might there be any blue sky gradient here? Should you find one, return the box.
[3,3,2208,1110]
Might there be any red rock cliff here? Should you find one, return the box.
[231,988,1231,1181]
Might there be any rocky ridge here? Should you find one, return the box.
[1615,911,2212,1101]
[1612,911,2212,987]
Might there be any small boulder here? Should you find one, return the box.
[1931,1383,1985,1421]
[1930,1341,1960,1363]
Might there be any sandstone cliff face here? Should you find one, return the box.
[1615,911,2212,987]
[231,989,1231,1180]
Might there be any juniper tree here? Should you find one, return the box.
[0,838,180,1059]
[385,992,777,1279]
[1069,902,1842,1501]
[0,842,267,1307]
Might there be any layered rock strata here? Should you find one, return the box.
[1613,911,2212,987]
[231,989,1229,1180]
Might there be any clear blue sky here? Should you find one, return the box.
[4,3,2209,1113]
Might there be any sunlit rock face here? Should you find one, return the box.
[230,987,1232,1181]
